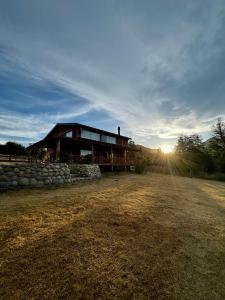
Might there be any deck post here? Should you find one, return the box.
[56,139,60,162]
[91,144,94,163]
[124,149,127,171]
[111,146,114,171]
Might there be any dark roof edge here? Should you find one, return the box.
[45,124,58,139]
[46,123,130,139]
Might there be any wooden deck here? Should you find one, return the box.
[71,155,134,166]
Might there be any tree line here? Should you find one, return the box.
[134,118,225,181]
[0,142,27,156]
[0,142,45,160]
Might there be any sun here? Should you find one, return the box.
[161,144,173,153]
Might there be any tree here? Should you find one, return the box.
[211,118,225,150]
[176,134,204,154]
[0,144,6,154]
[208,118,225,172]
[5,142,27,156]
[128,139,140,162]
[208,119,225,157]
[175,134,214,175]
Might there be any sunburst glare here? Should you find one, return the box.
[161,144,174,153]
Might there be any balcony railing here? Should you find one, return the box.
[71,155,134,165]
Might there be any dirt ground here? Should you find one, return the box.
[1,173,225,300]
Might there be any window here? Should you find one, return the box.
[101,135,116,144]
[80,128,100,141]
[65,131,73,138]
[80,150,92,156]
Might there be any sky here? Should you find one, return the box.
[0,0,225,148]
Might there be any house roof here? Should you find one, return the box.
[45,123,130,139]
[28,136,132,150]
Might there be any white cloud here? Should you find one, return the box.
[0,103,94,144]
[0,0,225,147]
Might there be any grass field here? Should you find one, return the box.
[1,173,225,299]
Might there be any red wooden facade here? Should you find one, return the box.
[30,123,136,167]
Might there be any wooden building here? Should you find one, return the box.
[29,123,136,169]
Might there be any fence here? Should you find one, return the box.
[71,155,134,165]
[0,154,40,163]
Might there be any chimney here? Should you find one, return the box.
[118,126,120,136]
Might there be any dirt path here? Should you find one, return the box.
[1,173,225,299]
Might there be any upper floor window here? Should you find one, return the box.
[80,128,100,141]
[101,135,116,144]
[80,149,92,156]
[65,130,73,138]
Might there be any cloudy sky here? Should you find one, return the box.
[0,0,225,148]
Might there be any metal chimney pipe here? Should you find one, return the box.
[118,126,120,135]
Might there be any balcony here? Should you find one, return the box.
[70,155,134,165]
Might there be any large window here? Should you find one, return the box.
[80,128,100,141]
[101,135,116,144]
[80,150,92,156]
[64,130,73,138]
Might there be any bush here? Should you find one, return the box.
[204,173,225,182]
[135,161,146,174]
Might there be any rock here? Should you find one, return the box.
[19,178,29,186]
[0,181,9,187]
[6,172,14,176]
[0,175,9,181]
[41,174,48,178]
[30,178,38,185]
[68,164,101,178]
[44,179,50,185]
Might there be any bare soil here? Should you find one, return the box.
[1,173,225,299]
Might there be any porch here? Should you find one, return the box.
[68,154,134,166]
[32,136,135,167]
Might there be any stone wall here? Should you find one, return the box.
[68,164,102,178]
[0,163,102,189]
[0,163,71,188]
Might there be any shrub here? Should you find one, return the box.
[204,173,225,182]
[135,161,146,174]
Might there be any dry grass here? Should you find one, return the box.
[1,173,225,299]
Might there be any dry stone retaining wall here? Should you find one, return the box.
[0,163,102,189]
[0,163,71,188]
[68,164,102,178]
